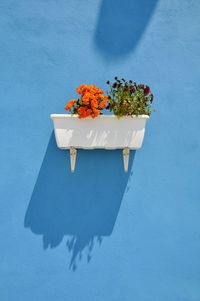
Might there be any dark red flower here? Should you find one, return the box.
[130,85,135,93]
[144,86,150,95]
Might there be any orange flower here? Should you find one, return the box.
[76,84,88,95]
[82,92,92,105]
[92,108,100,116]
[66,83,107,119]
[86,109,92,115]
[88,93,96,100]
[99,99,107,109]
[82,96,89,105]
[91,99,98,108]
[89,85,104,95]
[65,99,76,110]
[77,107,85,114]
[77,106,89,118]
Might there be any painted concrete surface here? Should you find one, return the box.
[0,0,200,300]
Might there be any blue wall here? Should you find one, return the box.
[1,0,200,300]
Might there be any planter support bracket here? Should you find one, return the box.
[123,147,130,172]
[70,147,77,173]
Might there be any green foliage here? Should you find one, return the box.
[106,77,154,117]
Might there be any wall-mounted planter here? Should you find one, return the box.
[50,114,149,172]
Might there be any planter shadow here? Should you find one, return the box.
[24,133,134,270]
[94,0,158,58]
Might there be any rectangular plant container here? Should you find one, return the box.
[50,114,149,150]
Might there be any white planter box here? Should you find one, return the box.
[50,114,149,172]
[51,114,149,149]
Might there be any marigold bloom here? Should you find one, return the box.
[77,107,87,118]
[92,108,100,116]
[78,107,85,114]
[65,83,107,119]
[76,84,87,95]
[91,99,98,108]
[65,99,76,110]
[87,85,104,96]
[82,94,90,105]
[86,109,92,115]
[99,99,107,109]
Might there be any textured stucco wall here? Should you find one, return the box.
[1,1,200,300]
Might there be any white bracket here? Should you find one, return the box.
[123,147,130,173]
[69,147,130,173]
[70,147,77,173]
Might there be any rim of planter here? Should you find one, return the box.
[50,114,150,119]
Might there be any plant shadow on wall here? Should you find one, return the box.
[94,0,158,58]
[24,133,135,271]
